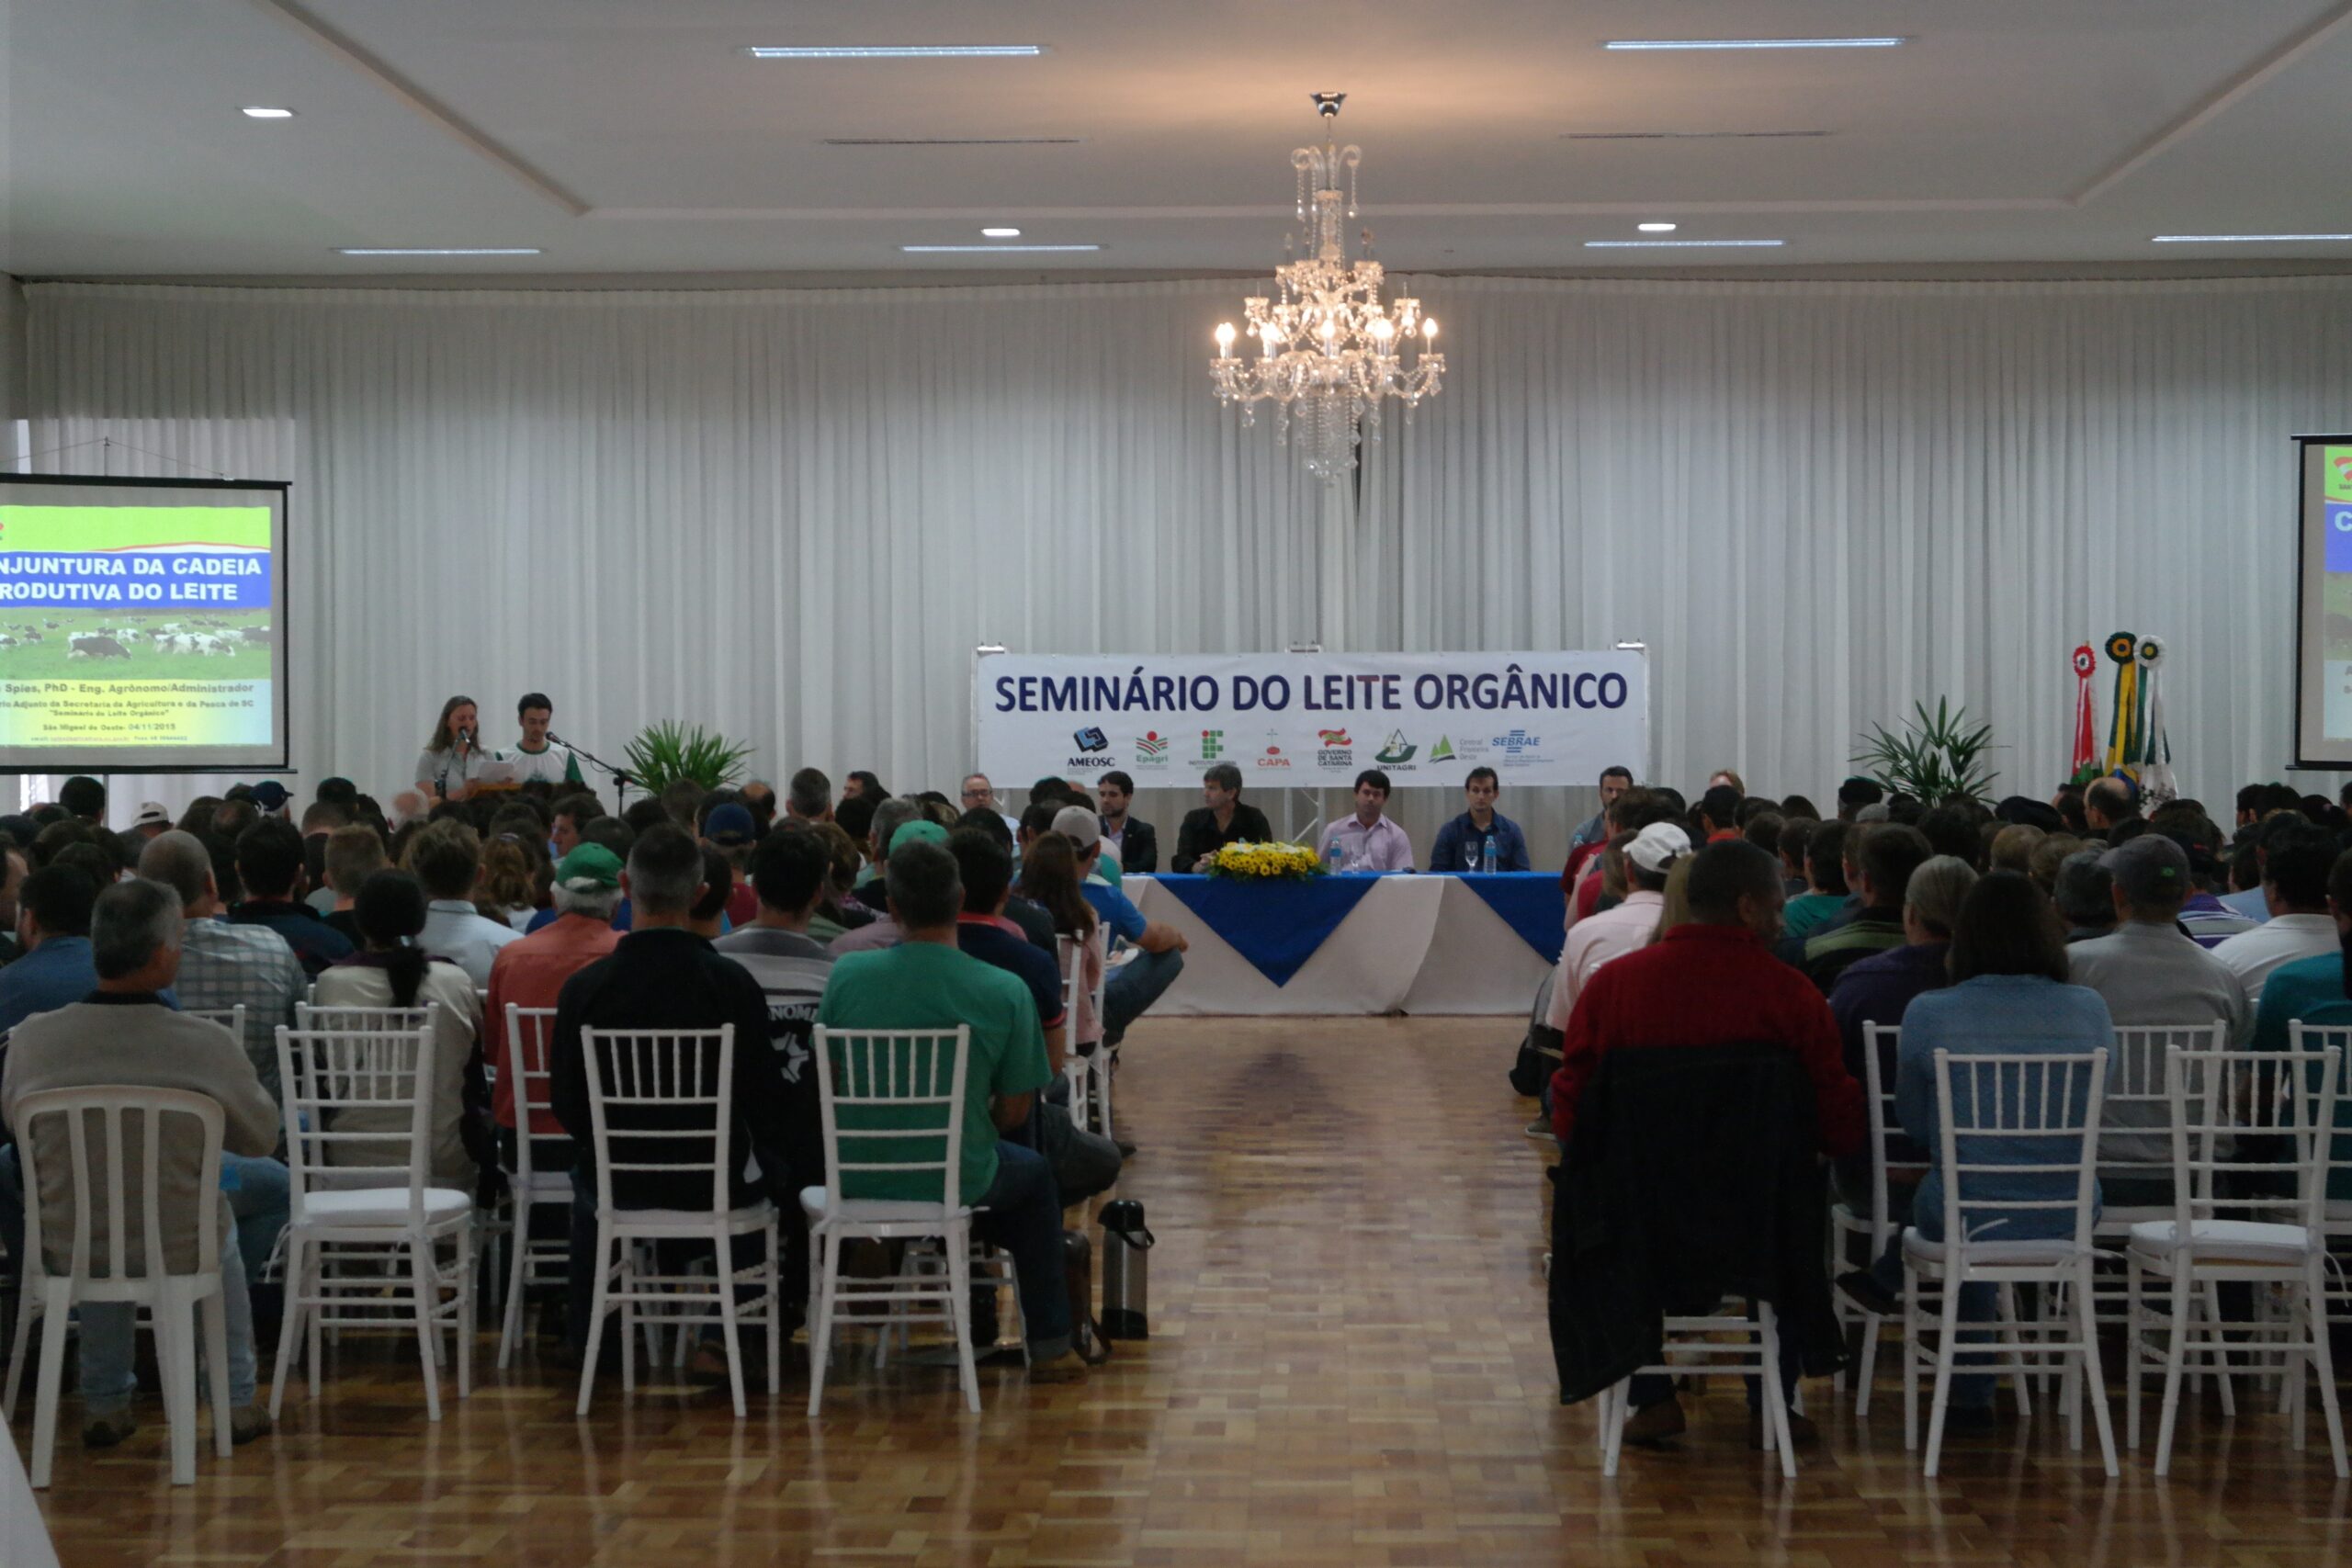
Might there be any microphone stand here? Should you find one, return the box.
[548,733,634,818]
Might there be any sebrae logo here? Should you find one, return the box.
[1200,728,1226,761]
[1256,743,1291,769]
[1135,730,1170,761]
[1072,726,1109,753]
[1374,730,1417,766]
[1490,728,1540,760]
[1429,736,1457,763]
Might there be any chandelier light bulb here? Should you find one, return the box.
[1216,321,1238,355]
[1422,318,1439,342]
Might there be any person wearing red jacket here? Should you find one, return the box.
[1548,838,1866,1449]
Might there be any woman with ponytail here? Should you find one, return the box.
[313,869,486,1186]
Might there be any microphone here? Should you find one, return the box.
[546,731,565,747]
[457,727,473,748]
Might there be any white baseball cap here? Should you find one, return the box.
[1625,822,1691,874]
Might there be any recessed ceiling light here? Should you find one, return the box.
[335,247,543,257]
[1637,222,1678,233]
[742,45,1044,60]
[1562,130,1833,141]
[1603,38,1905,51]
[2151,233,2352,243]
[901,243,1101,254]
[241,106,295,119]
[980,227,1023,238]
[823,138,1080,147]
[1584,239,1785,249]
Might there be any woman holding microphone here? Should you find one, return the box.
[414,694,491,802]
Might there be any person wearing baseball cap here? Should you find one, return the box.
[130,801,173,840]
[249,780,292,818]
[483,842,627,1166]
[2066,831,2253,1093]
[700,803,761,928]
[1049,803,1187,1048]
[1544,821,1690,1035]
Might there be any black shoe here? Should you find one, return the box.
[1114,1139,1137,1158]
[1620,1395,1686,1448]
[1837,1269,1902,1317]
[82,1412,137,1449]
[1749,1408,1819,1449]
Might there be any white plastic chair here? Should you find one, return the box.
[8,1087,233,1487]
[495,1004,574,1368]
[269,1012,475,1421]
[2289,1021,2352,1313]
[2126,1040,2347,1477]
[1057,931,1114,1139]
[179,1005,248,1043]
[1832,1022,1926,1416]
[1901,1046,2117,1479]
[802,1026,978,1414]
[1596,1299,1801,1479]
[573,1025,781,1419]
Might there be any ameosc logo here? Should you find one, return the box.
[1072,726,1109,752]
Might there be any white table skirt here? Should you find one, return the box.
[1123,875,1555,1016]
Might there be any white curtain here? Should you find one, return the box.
[21,274,2352,860]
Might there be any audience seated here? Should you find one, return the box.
[1825,854,1976,1218]
[784,768,831,827]
[1566,766,1634,875]
[228,819,355,976]
[0,866,101,1037]
[1781,820,1851,942]
[1050,807,1187,1046]
[1550,840,1862,1447]
[700,805,761,928]
[814,839,1086,1382]
[1836,872,2109,1419]
[945,829,1121,1203]
[2250,849,2352,1064]
[1801,825,1933,994]
[0,878,283,1446]
[548,825,799,1360]
[311,872,483,1188]
[2210,823,2339,994]
[403,820,524,986]
[1544,823,1688,1035]
[1170,762,1274,873]
[484,846,626,1171]
[833,818,951,953]
[137,829,304,1107]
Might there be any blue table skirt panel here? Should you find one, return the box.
[1151,872,1565,986]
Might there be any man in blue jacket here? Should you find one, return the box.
[1429,767,1532,872]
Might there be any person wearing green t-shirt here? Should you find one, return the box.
[814,839,1084,1381]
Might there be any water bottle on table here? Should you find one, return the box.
[1482,832,1498,874]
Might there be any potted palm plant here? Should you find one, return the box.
[621,720,754,794]
[1852,699,1997,804]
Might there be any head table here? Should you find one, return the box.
[1121,872,1566,1016]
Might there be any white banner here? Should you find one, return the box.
[973,649,1649,789]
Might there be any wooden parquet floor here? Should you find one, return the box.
[16,1017,2352,1565]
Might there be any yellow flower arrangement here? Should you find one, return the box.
[1204,840,1325,880]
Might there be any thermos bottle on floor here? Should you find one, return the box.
[1099,1199,1155,1339]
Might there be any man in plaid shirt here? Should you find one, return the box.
[138,830,305,1105]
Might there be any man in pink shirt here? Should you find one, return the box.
[1317,770,1416,872]
[1545,821,1690,1032]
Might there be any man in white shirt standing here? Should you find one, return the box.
[1545,821,1689,1032]
[501,692,584,787]
[2211,824,2341,998]
[1317,770,1415,872]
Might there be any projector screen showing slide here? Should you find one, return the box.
[2296,437,2352,769]
[0,476,288,772]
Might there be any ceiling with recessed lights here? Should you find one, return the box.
[7,0,2352,277]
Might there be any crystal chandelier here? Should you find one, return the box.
[1211,93,1444,484]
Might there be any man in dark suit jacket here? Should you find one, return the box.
[1171,761,1274,873]
[1098,771,1159,874]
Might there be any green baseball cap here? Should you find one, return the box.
[888,819,949,856]
[555,844,624,891]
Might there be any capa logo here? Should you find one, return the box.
[1256,744,1292,769]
